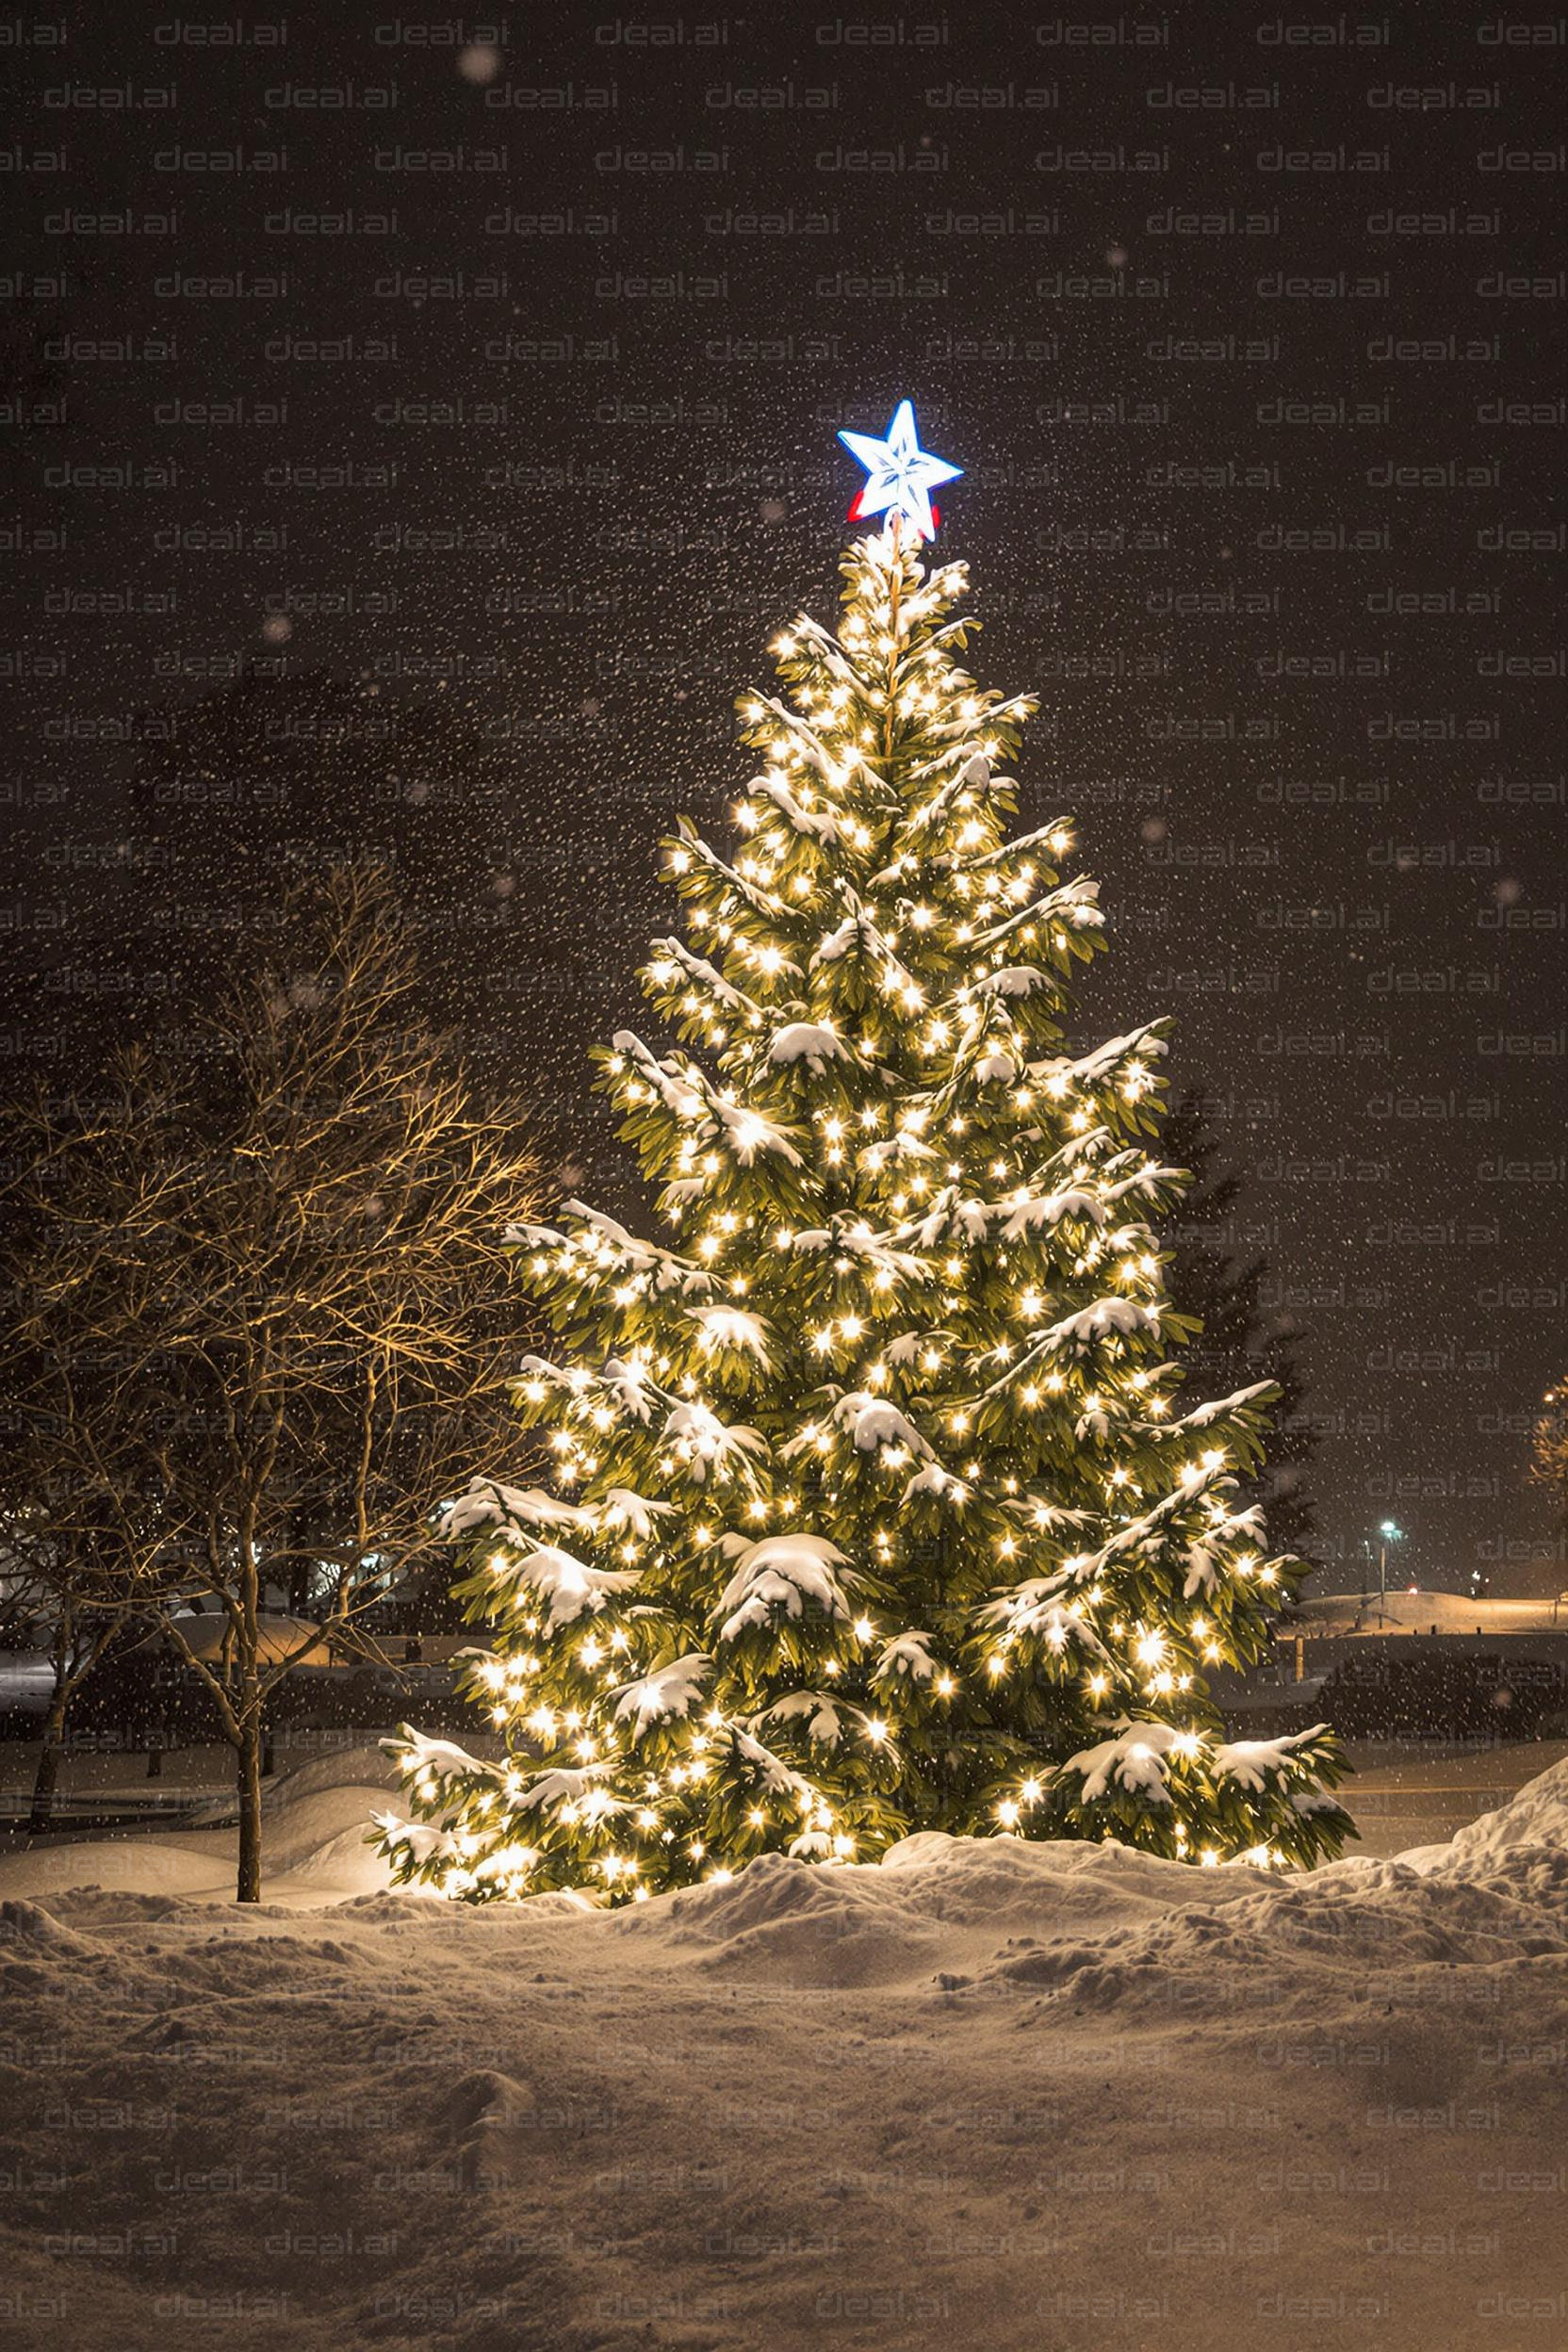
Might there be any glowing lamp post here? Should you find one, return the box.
[1378,1520,1402,1627]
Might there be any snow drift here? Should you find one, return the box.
[4,1751,1568,2349]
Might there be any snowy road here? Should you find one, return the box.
[1337,1740,1568,1856]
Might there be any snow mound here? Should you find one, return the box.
[1444,1752,1568,1862]
[602,1816,1568,2003]
[432,2066,553,2188]
[8,1886,195,1927]
[1396,1752,1568,1874]
[434,2066,542,2138]
[615,1850,938,1985]
[327,1888,445,1923]
[253,1786,400,1878]
[875,1826,1204,1929]
[612,1834,1262,1988]
[261,1742,404,1806]
[972,1852,1568,2014]
[0,1750,404,1906]
[0,1840,251,1902]
[275,1814,397,1892]
[0,1895,103,1957]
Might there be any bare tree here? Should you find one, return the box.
[0,1527,132,1834]
[1532,1384,1568,1534]
[0,1067,195,1827]
[2,864,542,1897]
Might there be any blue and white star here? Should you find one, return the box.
[838,400,961,542]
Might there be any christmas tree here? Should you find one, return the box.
[379,411,1350,1903]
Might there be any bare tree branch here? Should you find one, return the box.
[0,862,544,1896]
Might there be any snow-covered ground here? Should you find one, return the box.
[1294,1589,1568,1638]
[4,1749,1568,2349]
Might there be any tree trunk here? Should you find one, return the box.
[235,1519,265,1903]
[27,1695,68,1835]
[236,1708,265,1903]
[28,1607,76,1836]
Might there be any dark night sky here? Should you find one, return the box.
[5,5,1565,1592]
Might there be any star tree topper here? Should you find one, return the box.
[838,400,962,542]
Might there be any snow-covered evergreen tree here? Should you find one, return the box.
[379,522,1350,1903]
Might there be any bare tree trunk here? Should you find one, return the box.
[234,1515,265,1903]
[28,1605,75,1835]
[27,1697,68,1836]
[236,1706,264,1903]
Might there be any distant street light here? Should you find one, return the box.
[1378,1520,1403,1626]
